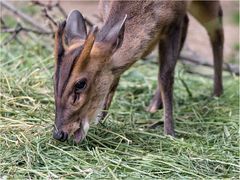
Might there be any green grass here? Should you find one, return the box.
[0,33,239,179]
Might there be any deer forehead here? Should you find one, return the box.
[66,41,109,59]
[66,40,85,52]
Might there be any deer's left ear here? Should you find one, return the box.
[65,10,87,45]
[97,15,127,53]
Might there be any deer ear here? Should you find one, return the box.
[97,15,127,52]
[65,10,87,45]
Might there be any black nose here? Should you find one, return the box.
[53,129,68,142]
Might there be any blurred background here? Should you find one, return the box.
[1,0,239,65]
[60,0,240,64]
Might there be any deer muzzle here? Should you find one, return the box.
[53,128,68,142]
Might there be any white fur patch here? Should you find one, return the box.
[82,119,90,135]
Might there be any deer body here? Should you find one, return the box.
[53,1,224,142]
[100,1,186,72]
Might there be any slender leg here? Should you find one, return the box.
[209,22,224,97]
[203,8,224,96]
[158,20,183,136]
[147,14,188,114]
[189,2,224,96]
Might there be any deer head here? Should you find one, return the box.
[53,10,127,142]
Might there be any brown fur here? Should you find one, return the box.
[53,0,224,141]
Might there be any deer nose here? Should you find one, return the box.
[53,128,68,142]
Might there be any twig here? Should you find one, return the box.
[0,23,53,47]
[0,24,21,47]
[0,17,7,28]
[2,25,53,35]
[42,8,57,26]
[31,0,67,18]
[179,78,193,98]
[1,32,18,46]
[32,0,93,28]
[31,0,53,10]
[0,0,51,33]
[55,2,67,18]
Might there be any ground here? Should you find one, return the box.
[0,1,239,179]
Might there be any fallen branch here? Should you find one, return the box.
[0,0,51,33]
[1,24,53,35]
[0,23,52,47]
[179,54,239,76]
[183,69,213,79]
[144,53,239,76]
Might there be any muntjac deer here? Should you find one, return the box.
[53,1,224,142]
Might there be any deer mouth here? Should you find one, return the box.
[73,128,83,143]
[73,118,89,143]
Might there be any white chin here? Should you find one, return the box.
[74,118,89,143]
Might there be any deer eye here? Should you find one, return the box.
[74,79,87,93]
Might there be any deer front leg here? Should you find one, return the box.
[147,15,189,114]
[210,26,224,97]
[159,21,183,136]
[97,77,120,122]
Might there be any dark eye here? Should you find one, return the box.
[75,79,87,93]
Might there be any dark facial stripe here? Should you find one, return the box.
[55,48,64,97]
[57,46,83,97]
[55,21,66,97]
